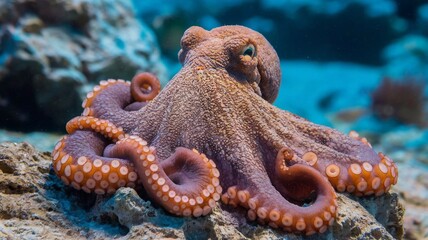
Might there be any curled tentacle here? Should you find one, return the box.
[52,116,138,194]
[53,116,222,217]
[130,72,161,102]
[106,143,222,216]
[81,79,132,117]
[221,148,337,235]
[80,73,161,124]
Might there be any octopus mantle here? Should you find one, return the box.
[52,25,398,235]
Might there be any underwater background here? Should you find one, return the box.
[0,0,428,239]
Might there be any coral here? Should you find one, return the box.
[371,77,426,126]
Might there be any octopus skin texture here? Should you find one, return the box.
[52,25,399,235]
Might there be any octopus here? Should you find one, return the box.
[52,25,398,235]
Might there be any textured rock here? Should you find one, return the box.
[380,127,428,239]
[0,142,80,239]
[393,165,428,240]
[0,0,166,132]
[0,142,404,239]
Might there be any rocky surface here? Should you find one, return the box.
[0,142,404,239]
[376,127,428,240]
[0,0,166,132]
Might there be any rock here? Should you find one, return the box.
[0,142,404,239]
[392,157,428,239]
[0,142,110,239]
[0,0,166,132]
[346,193,404,238]
[22,17,44,34]
[94,188,161,228]
[19,0,91,28]
[0,1,19,24]
[374,126,428,239]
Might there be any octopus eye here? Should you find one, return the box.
[241,44,256,58]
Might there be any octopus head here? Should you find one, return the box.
[178,25,281,103]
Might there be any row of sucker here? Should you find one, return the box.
[220,147,338,235]
[81,79,131,117]
[299,130,398,196]
[130,72,162,102]
[133,146,223,217]
[52,116,136,194]
[221,185,337,236]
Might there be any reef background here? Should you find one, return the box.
[0,0,428,239]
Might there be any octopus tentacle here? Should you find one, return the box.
[82,79,132,117]
[130,72,161,102]
[261,107,398,197]
[79,73,161,129]
[328,131,398,196]
[65,116,127,140]
[222,148,337,235]
[293,128,399,196]
[105,141,222,216]
[52,117,138,194]
[323,157,398,197]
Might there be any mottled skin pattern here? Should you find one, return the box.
[52,25,398,235]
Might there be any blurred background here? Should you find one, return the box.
[0,0,427,238]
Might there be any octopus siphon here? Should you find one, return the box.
[52,25,398,235]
